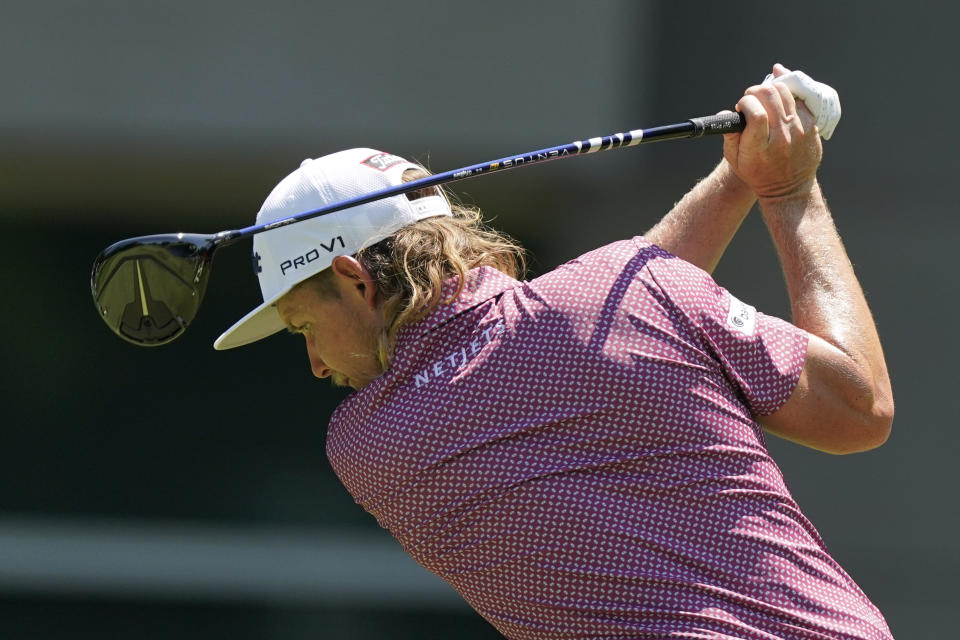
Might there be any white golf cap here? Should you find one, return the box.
[214,148,451,350]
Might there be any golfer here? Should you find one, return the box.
[216,65,894,639]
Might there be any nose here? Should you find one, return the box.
[303,334,331,379]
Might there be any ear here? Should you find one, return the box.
[330,255,378,309]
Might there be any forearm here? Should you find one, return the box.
[645,159,756,274]
[760,181,893,423]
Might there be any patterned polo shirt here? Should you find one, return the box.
[326,237,893,640]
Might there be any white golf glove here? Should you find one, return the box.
[763,69,841,140]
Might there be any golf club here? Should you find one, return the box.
[90,111,745,347]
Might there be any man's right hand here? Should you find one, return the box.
[723,64,823,201]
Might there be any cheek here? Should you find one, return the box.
[304,324,339,359]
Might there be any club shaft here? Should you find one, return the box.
[217,112,744,247]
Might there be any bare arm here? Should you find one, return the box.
[645,157,756,274]
[727,71,894,453]
[758,183,893,452]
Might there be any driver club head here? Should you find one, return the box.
[90,233,218,346]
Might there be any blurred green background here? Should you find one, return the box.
[1,1,957,638]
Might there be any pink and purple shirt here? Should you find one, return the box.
[327,237,893,640]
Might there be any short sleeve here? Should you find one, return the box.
[644,244,809,417]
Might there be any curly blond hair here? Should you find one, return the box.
[304,170,525,370]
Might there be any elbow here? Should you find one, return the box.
[866,391,895,449]
[832,389,895,455]
[829,354,895,454]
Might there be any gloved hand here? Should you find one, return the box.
[762,65,841,140]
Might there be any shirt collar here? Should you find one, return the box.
[395,265,518,346]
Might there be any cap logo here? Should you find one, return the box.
[362,152,406,172]
[278,236,345,275]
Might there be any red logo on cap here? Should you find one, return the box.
[362,152,405,172]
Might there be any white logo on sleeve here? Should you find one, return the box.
[726,294,757,336]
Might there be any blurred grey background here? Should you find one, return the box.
[1,1,956,638]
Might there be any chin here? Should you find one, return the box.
[330,373,352,388]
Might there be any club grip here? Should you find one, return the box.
[689,111,746,136]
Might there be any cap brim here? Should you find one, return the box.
[213,287,291,350]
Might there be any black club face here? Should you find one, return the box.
[91,234,215,346]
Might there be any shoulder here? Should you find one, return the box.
[502,237,683,349]
[528,236,668,292]
[523,236,714,316]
